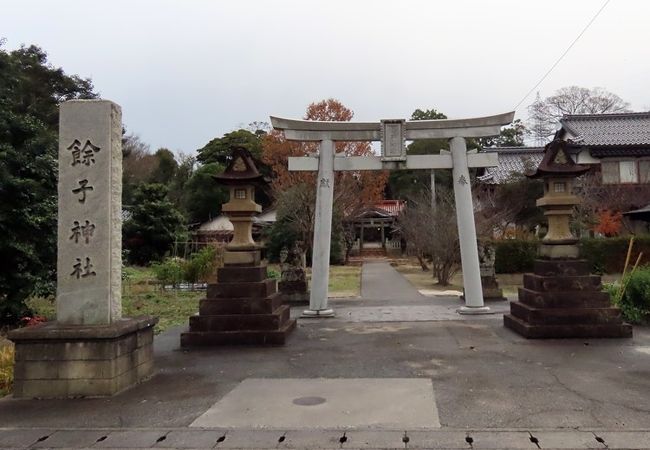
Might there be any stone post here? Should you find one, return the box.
[56,101,123,325]
[450,137,490,314]
[9,100,157,398]
[304,139,335,317]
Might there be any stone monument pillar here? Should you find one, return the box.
[181,146,296,346]
[504,139,632,338]
[9,100,157,398]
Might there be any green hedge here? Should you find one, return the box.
[494,236,650,274]
[494,240,538,273]
[579,237,650,274]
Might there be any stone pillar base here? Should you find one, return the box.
[461,275,507,302]
[278,280,310,305]
[8,316,158,399]
[504,259,632,339]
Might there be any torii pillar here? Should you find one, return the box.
[271,112,515,317]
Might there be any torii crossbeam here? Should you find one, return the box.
[271,111,515,317]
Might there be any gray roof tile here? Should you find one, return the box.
[561,112,650,146]
[478,147,545,184]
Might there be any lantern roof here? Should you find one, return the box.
[213,146,264,185]
[527,139,590,179]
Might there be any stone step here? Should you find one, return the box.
[217,265,268,283]
[518,287,611,309]
[199,294,283,315]
[510,301,624,326]
[188,306,291,332]
[504,314,632,339]
[207,279,276,299]
[180,319,297,346]
[533,259,591,277]
[523,273,602,292]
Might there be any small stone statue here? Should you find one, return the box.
[278,240,309,304]
[477,240,505,301]
[478,240,496,277]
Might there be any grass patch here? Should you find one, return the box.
[28,290,201,335]
[269,263,362,298]
[27,262,363,336]
[326,265,362,297]
[393,260,463,292]
[0,341,14,398]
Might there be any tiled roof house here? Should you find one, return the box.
[557,112,650,184]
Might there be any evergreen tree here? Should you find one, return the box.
[123,184,186,265]
[0,43,96,324]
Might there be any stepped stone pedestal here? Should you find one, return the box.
[504,259,632,338]
[180,253,296,346]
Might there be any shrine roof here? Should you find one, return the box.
[560,112,650,147]
[213,146,264,185]
[527,139,590,179]
[345,200,405,221]
[477,147,545,184]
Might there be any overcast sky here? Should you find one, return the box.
[2,0,649,153]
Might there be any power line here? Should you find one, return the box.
[513,0,612,111]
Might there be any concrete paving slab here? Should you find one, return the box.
[333,305,464,322]
[596,431,650,449]
[94,431,170,448]
[31,429,108,447]
[190,378,439,430]
[532,430,605,448]
[0,429,54,447]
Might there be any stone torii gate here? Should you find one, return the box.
[271,112,515,317]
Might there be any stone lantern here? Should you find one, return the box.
[181,146,296,346]
[215,148,263,256]
[531,141,589,259]
[504,140,632,339]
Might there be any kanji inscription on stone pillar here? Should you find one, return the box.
[57,100,123,325]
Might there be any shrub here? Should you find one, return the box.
[0,345,14,397]
[184,246,217,284]
[616,266,650,324]
[494,240,538,273]
[151,258,185,288]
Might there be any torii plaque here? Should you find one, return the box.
[271,111,515,317]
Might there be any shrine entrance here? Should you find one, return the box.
[346,200,404,257]
[270,112,514,317]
